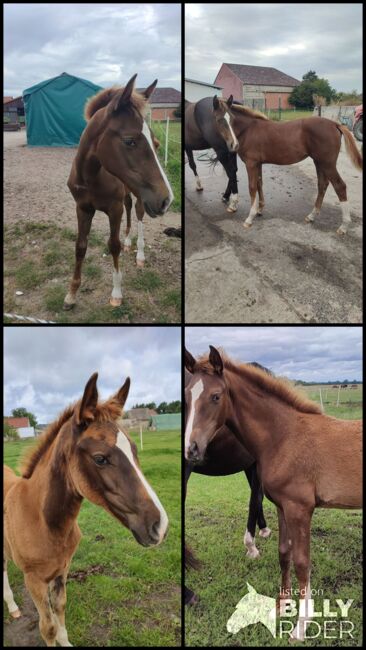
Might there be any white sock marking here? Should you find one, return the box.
[228,193,239,211]
[244,529,260,558]
[124,235,131,247]
[116,430,168,543]
[4,571,19,614]
[305,207,320,222]
[184,378,204,457]
[137,221,145,262]
[224,112,239,149]
[195,176,203,190]
[244,196,259,225]
[111,270,122,300]
[142,121,174,209]
[338,200,351,232]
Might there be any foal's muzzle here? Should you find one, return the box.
[185,441,203,464]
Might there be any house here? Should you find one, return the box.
[214,63,301,110]
[4,416,35,438]
[185,78,222,102]
[4,96,25,126]
[23,72,102,146]
[138,87,181,120]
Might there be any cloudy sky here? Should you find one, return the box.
[185,327,362,383]
[4,3,181,96]
[4,327,181,422]
[185,3,362,93]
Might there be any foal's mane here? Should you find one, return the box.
[20,397,125,479]
[195,351,322,415]
[229,103,269,121]
[84,86,147,120]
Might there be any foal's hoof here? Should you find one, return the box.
[110,297,122,307]
[226,206,238,213]
[243,223,252,229]
[222,196,229,204]
[259,527,271,538]
[63,301,75,311]
[336,227,347,236]
[10,609,21,619]
[196,186,203,192]
[124,245,131,252]
[136,259,145,268]
[187,593,199,606]
[304,216,314,223]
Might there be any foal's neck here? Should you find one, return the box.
[29,434,82,535]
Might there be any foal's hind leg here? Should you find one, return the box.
[3,557,21,618]
[124,193,133,251]
[257,164,265,216]
[243,162,260,228]
[135,197,145,268]
[304,163,329,225]
[107,204,123,306]
[326,167,350,235]
[243,467,260,558]
[49,572,72,646]
[64,206,95,310]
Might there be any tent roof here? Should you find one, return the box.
[23,72,101,98]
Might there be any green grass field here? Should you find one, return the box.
[4,430,181,647]
[151,121,181,213]
[266,109,314,121]
[185,391,362,647]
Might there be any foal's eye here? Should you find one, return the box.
[93,455,108,466]
[123,138,136,147]
[212,394,220,403]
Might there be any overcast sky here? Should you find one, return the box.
[4,327,181,422]
[185,3,362,93]
[185,327,362,383]
[4,3,181,97]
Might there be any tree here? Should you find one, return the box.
[289,70,337,109]
[4,421,19,440]
[11,407,37,428]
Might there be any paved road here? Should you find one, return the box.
[185,153,362,323]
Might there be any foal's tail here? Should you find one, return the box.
[185,544,202,571]
[337,124,363,171]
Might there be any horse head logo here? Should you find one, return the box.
[227,582,277,638]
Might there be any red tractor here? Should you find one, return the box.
[353,104,362,141]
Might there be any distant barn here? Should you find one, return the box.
[23,72,102,146]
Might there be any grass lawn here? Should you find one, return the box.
[185,394,362,647]
[4,429,181,647]
[267,109,314,121]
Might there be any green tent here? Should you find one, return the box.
[23,72,102,147]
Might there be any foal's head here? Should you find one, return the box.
[86,74,173,217]
[184,346,229,464]
[67,373,168,547]
[212,95,239,153]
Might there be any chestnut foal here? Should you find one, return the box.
[64,74,173,310]
[185,346,361,641]
[4,373,168,646]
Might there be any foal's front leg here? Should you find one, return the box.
[3,557,21,618]
[63,206,95,310]
[24,572,59,647]
[107,205,123,307]
[49,572,73,646]
[123,193,133,251]
[135,197,145,267]
[243,163,260,228]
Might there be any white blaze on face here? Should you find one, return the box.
[224,112,239,149]
[142,121,174,210]
[184,378,204,456]
[116,430,168,543]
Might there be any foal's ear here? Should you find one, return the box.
[227,95,234,108]
[213,95,220,110]
[77,372,99,425]
[209,346,223,375]
[110,74,137,113]
[115,377,131,408]
[144,79,158,99]
[185,348,197,374]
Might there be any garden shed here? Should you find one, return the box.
[23,72,102,146]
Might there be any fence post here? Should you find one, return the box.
[139,423,143,451]
[336,385,341,407]
[319,388,323,410]
[164,116,169,167]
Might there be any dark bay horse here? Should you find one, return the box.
[184,367,271,606]
[4,373,168,646]
[64,74,173,310]
[185,96,240,212]
[229,104,363,234]
[185,346,362,641]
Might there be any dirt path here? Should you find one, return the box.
[185,140,362,323]
[4,131,181,324]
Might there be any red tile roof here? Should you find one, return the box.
[4,416,30,428]
[137,87,181,104]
